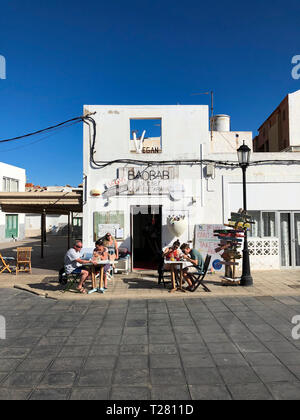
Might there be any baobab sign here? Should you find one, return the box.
[0,55,6,79]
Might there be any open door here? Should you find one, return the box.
[131,205,162,270]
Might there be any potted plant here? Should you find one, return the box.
[167,215,187,237]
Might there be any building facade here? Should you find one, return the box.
[0,162,26,242]
[83,104,300,272]
[253,89,300,152]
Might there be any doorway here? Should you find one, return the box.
[5,214,18,239]
[280,212,300,268]
[131,205,162,270]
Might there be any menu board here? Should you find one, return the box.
[194,224,225,272]
[93,211,125,241]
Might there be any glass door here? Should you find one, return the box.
[280,213,292,267]
[5,214,18,239]
[280,212,300,268]
[294,213,300,267]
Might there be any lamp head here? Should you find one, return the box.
[237,141,251,167]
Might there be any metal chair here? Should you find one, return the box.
[16,247,32,275]
[59,267,81,293]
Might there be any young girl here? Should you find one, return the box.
[92,240,110,292]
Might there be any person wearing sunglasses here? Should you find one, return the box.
[64,240,91,294]
[101,232,119,262]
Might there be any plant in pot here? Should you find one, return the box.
[167,214,187,237]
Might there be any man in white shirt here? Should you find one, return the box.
[64,240,91,294]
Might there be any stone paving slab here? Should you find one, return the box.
[1,288,300,399]
[0,264,300,301]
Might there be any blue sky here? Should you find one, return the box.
[0,0,299,186]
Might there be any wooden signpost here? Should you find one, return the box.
[213,209,254,285]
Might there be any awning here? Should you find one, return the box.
[0,191,82,214]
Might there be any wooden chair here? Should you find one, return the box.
[16,247,32,275]
[0,253,15,274]
[189,254,212,293]
[157,254,178,288]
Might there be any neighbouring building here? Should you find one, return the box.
[253,89,300,152]
[0,162,26,242]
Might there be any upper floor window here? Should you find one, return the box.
[3,177,19,192]
[130,118,162,154]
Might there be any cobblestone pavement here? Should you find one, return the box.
[1,288,300,400]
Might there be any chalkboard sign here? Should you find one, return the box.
[194,224,225,272]
[93,211,125,241]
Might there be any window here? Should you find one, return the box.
[130,118,162,153]
[248,211,277,238]
[73,217,82,227]
[248,211,261,237]
[262,212,276,237]
[3,177,19,192]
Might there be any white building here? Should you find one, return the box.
[83,105,300,271]
[0,162,26,242]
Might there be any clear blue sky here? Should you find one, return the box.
[0,0,299,186]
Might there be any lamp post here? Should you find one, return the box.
[237,142,253,287]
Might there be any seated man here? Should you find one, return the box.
[64,240,91,294]
[180,243,204,290]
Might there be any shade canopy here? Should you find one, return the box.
[0,191,82,215]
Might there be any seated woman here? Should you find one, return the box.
[160,240,182,285]
[92,240,111,292]
[101,233,119,261]
[163,240,181,264]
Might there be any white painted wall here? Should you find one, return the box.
[288,89,300,147]
[210,131,252,153]
[83,105,209,250]
[0,162,26,241]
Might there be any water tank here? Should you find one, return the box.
[211,115,231,132]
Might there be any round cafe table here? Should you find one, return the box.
[83,260,113,293]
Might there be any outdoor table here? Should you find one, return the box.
[83,260,112,293]
[164,260,190,293]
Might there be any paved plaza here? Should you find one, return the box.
[1,288,300,400]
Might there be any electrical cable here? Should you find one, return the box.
[0,115,85,144]
[0,120,81,153]
[85,115,300,169]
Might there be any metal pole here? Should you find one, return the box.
[67,212,71,250]
[240,165,253,287]
[210,91,214,142]
[41,210,46,259]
